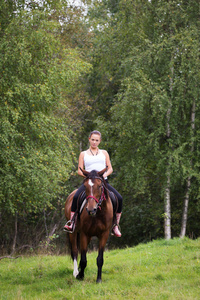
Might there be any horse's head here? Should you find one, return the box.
[81,168,107,216]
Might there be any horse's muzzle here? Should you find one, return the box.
[86,207,97,216]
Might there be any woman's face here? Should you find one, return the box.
[89,134,101,149]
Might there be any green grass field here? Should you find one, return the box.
[0,238,200,299]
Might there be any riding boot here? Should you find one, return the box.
[63,212,76,232]
[112,213,122,237]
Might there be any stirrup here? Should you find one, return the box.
[63,220,75,233]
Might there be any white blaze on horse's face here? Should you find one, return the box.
[88,179,94,195]
[88,179,94,187]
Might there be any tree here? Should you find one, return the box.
[0,1,91,252]
[86,0,200,243]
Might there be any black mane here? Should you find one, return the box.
[83,170,102,183]
[87,170,99,180]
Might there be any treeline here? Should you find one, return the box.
[0,0,199,254]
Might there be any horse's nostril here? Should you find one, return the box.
[86,207,97,216]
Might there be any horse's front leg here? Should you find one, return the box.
[96,231,109,283]
[97,248,104,283]
[76,233,90,280]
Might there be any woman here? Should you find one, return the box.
[64,130,122,237]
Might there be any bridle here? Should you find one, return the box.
[85,177,107,210]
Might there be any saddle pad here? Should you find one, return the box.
[78,191,87,215]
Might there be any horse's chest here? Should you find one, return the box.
[81,216,107,235]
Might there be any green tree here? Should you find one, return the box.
[0,2,91,252]
[87,0,200,244]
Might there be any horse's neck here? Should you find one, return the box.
[102,195,111,210]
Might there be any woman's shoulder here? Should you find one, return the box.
[100,149,109,156]
[80,150,90,157]
[79,151,86,158]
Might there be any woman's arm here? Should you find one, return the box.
[102,150,113,178]
[77,151,86,177]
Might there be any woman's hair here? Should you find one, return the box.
[89,130,102,139]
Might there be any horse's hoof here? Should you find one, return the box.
[96,278,102,284]
[76,274,84,281]
[73,271,79,278]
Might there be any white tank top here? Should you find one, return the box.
[84,150,106,173]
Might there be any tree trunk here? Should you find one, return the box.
[164,168,171,240]
[180,99,195,238]
[164,65,173,240]
[180,176,191,238]
[12,213,18,254]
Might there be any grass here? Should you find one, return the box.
[0,238,200,299]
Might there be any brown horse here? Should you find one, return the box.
[64,168,113,283]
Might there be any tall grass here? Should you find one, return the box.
[0,238,200,299]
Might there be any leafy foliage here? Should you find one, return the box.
[86,0,200,245]
[0,0,200,252]
[0,1,92,251]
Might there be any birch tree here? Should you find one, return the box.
[179,23,199,237]
[88,0,200,243]
[180,100,195,238]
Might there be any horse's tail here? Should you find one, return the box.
[65,233,71,255]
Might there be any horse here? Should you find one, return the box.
[64,167,113,283]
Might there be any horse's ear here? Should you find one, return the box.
[80,167,89,177]
[98,167,107,177]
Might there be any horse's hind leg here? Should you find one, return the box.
[69,233,79,278]
[73,256,79,278]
